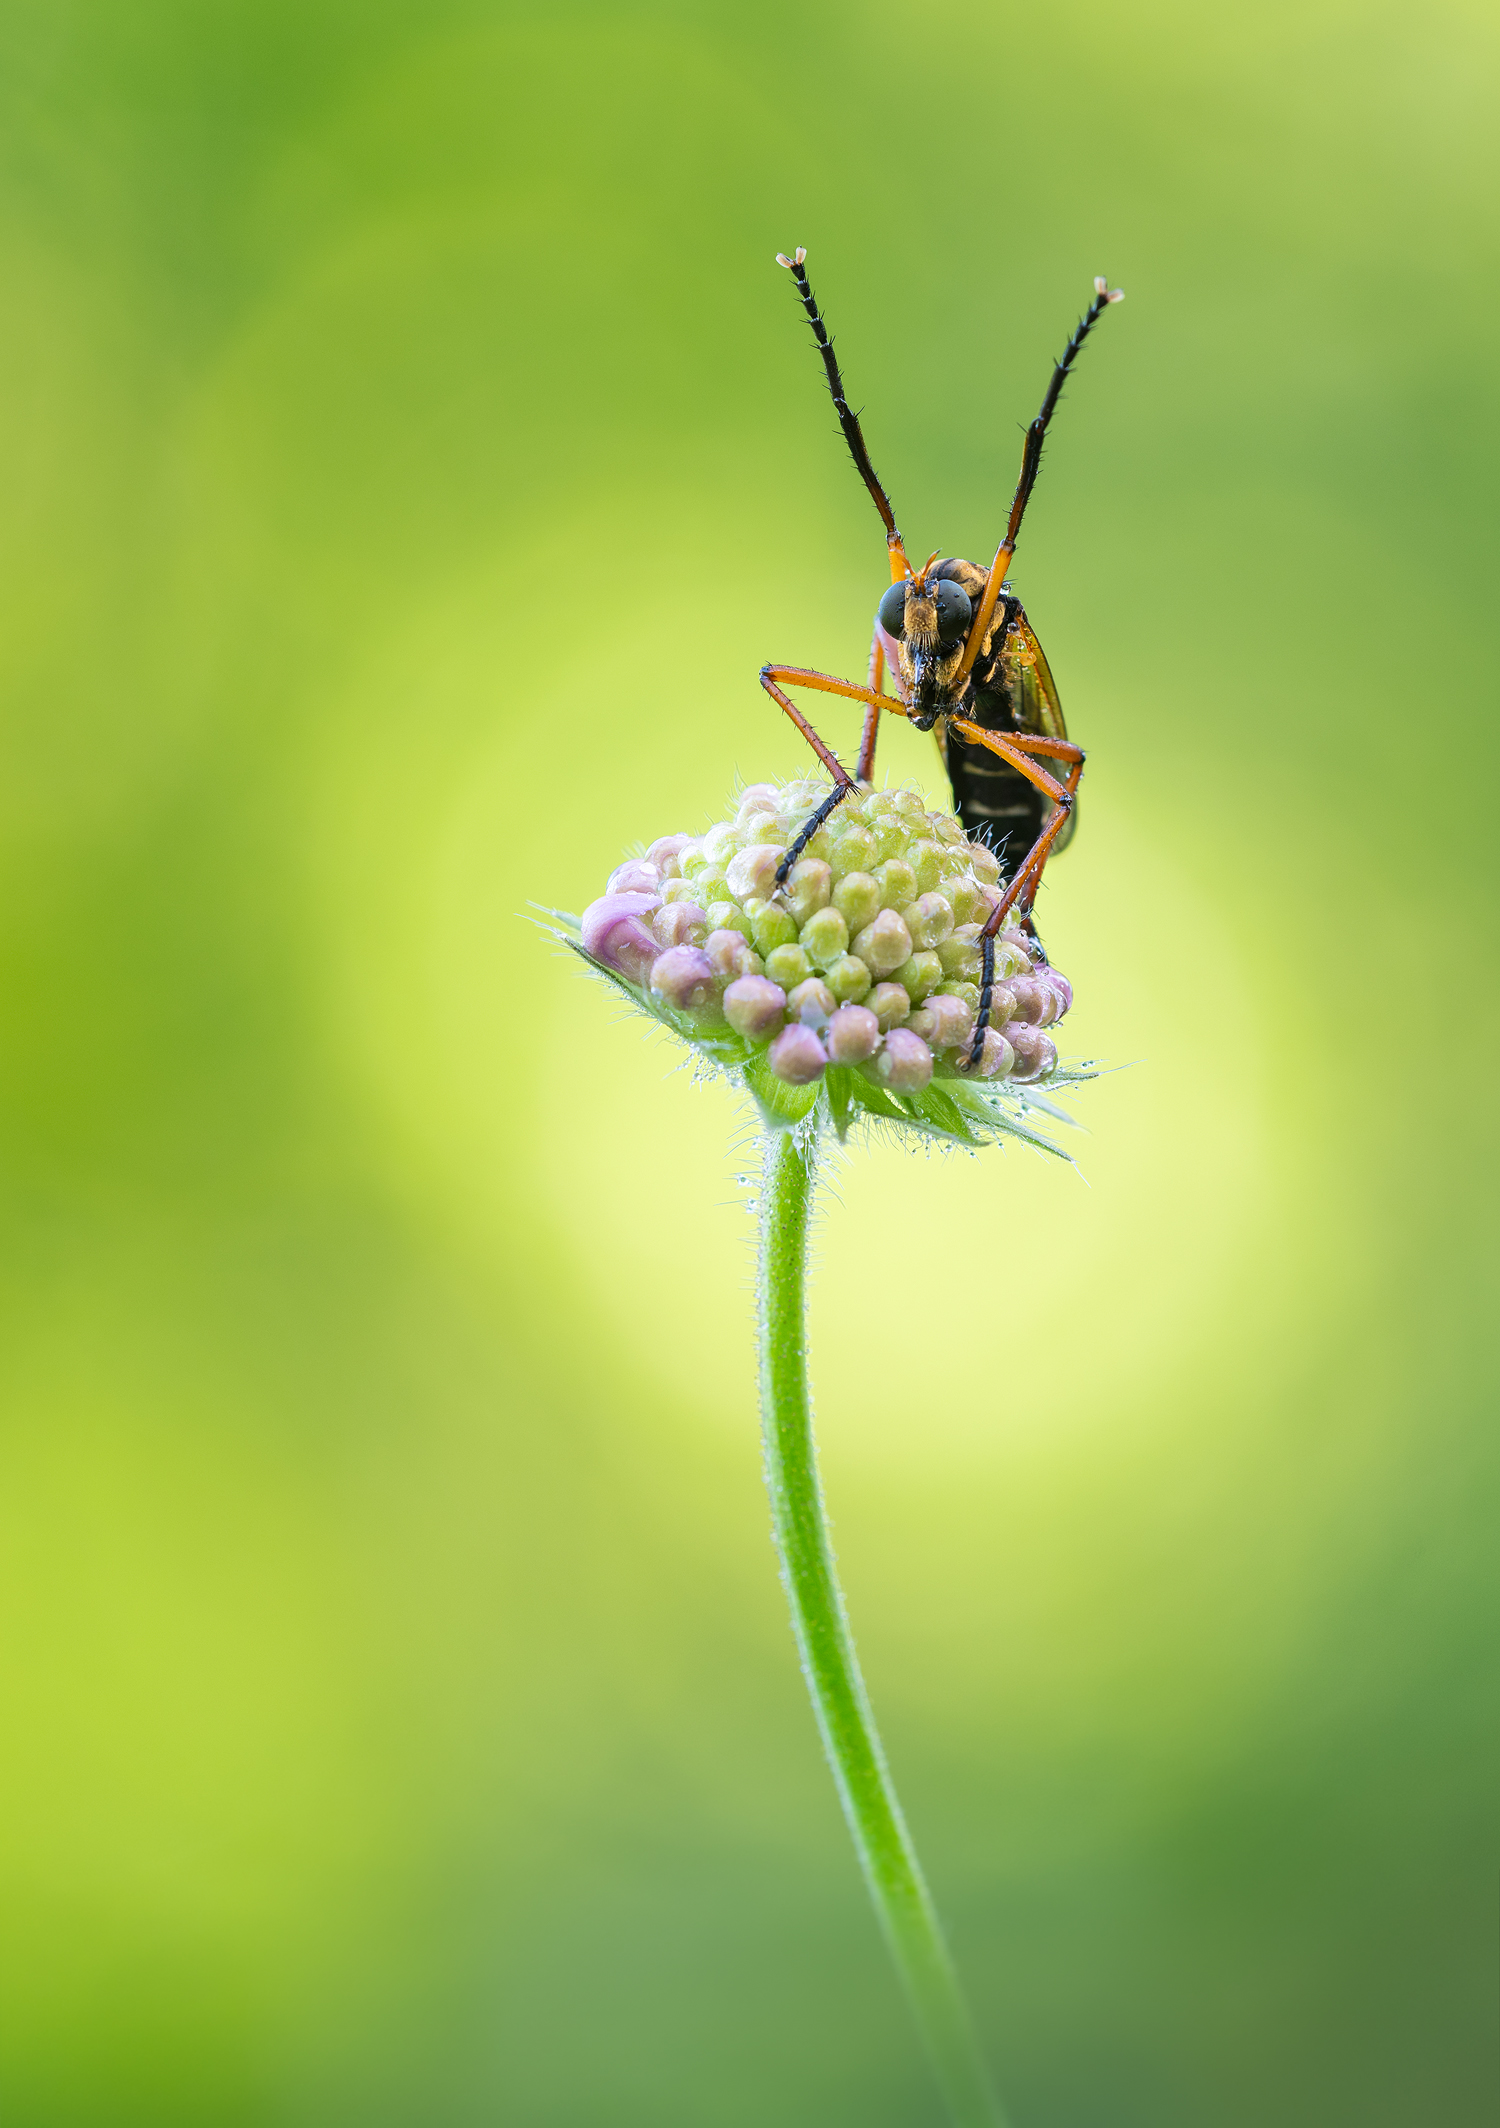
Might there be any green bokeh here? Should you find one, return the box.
[0,2,1495,2122]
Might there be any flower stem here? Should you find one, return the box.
[755,1125,1008,2128]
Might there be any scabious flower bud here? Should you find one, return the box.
[852,908,913,977]
[828,824,878,879]
[826,1003,880,1063]
[724,975,787,1039]
[867,981,912,1031]
[872,1026,934,1092]
[568,776,1082,1142]
[707,928,761,983]
[583,892,661,981]
[608,857,660,895]
[769,1022,827,1083]
[651,944,717,1010]
[1006,1022,1058,1083]
[894,951,942,1003]
[786,977,836,1025]
[833,870,881,932]
[785,858,832,924]
[824,953,873,1004]
[765,942,812,990]
[751,902,798,955]
[903,892,954,950]
[646,833,692,877]
[799,905,849,970]
[727,842,784,902]
[873,860,917,910]
[956,1026,1014,1080]
[653,901,709,949]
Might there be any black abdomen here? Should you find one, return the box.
[945,673,1044,870]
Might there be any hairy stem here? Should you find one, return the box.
[755,1124,1007,2128]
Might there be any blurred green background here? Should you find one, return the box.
[1,1,1496,2121]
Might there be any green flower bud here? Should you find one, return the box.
[701,821,742,867]
[823,954,873,1004]
[695,870,731,908]
[938,980,980,1012]
[660,876,700,905]
[830,869,879,935]
[873,859,917,910]
[706,900,752,940]
[867,810,911,862]
[867,981,911,1031]
[764,942,812,989]
[785,857,832,924]
[828,825,878,879]
[677,841,709,880]
[936,930,981,979]
[949,877,982,926]
[851,908,913,977]
[906,840,946,893]
[969,841,1001,884]
[893,951,942,1002]
[901,892,954,950]
[799,905,849,970]
[751,902,798,955]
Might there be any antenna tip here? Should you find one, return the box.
[1095,275,1124,303]
[774,246,806,269]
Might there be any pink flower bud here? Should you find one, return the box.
[825,1003,880,1063]
[921,992,974,1051]
[954,1027,1014,1079]
[726,842,784,902]
[645,833,693,878]
[768,1023,827,1084]
[706,929,759,983]
[786,977,836,1026]
[1006,1022,1057,1083]
[723,975,787,1039]
[1006,976,1052,1026]
[582,892,662,982]
[650,945,717,1010]
[872,1027,933,1092]
[652,901,709,949]
[1042,969,1073,1017]
[1000,927,1035,960]
[607,857,660,895]
[736,782,781,818]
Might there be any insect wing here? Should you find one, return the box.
[1003,616,1076,856]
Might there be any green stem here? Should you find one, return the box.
[756,1124,1007,2128]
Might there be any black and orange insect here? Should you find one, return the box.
[762,247,1123,1069]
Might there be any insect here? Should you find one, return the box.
[761,247,1122,1070]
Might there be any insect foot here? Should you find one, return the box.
[549,776,1094,1152]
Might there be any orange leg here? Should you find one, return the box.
[945,719,1086,1071]
[758,662,911,885]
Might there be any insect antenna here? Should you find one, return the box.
[1002,276,1124,555]
[775,247,910,578]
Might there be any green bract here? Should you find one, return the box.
[541,777,1097,1156]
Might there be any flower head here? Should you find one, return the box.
[542,777,1096,1156]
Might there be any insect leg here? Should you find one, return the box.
[759,663,910,885]
[856,621,901,782]
[945,720,1085,1069]
[956,277,1123,684]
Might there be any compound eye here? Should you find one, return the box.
[933,579,973,641]
[876,581,907,638]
